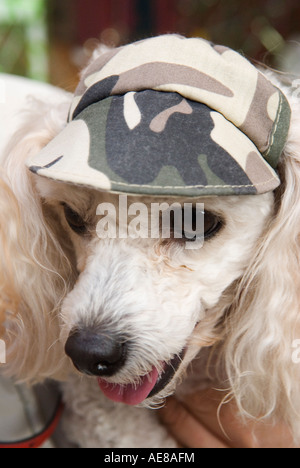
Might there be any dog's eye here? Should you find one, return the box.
[182,209,222,242]
[202,211,223,240]
[170,208,222,242]
[63,204,87,235]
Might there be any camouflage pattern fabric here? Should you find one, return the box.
[27,35,291,197]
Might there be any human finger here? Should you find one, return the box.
[159,396,229,448]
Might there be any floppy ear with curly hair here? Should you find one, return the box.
[0,97,75,382]
[219,86,300,439]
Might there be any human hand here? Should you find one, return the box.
[159,389,295,448]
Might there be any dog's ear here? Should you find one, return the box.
[0,98,73,381]
[0,178,21,332]
[220,92,300,440]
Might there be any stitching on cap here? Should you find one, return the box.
[34,166,279,190]
[110,176,279,190]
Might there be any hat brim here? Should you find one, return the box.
[26,91,280,197]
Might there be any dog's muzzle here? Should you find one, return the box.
[65,328,127,377]
[65,327,185,406]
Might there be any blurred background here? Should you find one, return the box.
[1,0,300,92]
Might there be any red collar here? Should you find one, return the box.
[0,401,64,448]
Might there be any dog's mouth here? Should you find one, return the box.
[97,350,185,406]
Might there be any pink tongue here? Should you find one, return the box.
[98,367,159,406]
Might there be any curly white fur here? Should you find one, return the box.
[1,55,300,447]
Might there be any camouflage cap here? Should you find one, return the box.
[26,35,291,197]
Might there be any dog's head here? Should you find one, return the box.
[2,35,300,436]
[33,181,275,406]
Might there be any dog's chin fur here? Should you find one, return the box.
[1,51,300,447]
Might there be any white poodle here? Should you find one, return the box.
[1,35,300,448]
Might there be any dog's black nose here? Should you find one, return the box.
[65,329,126,377]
